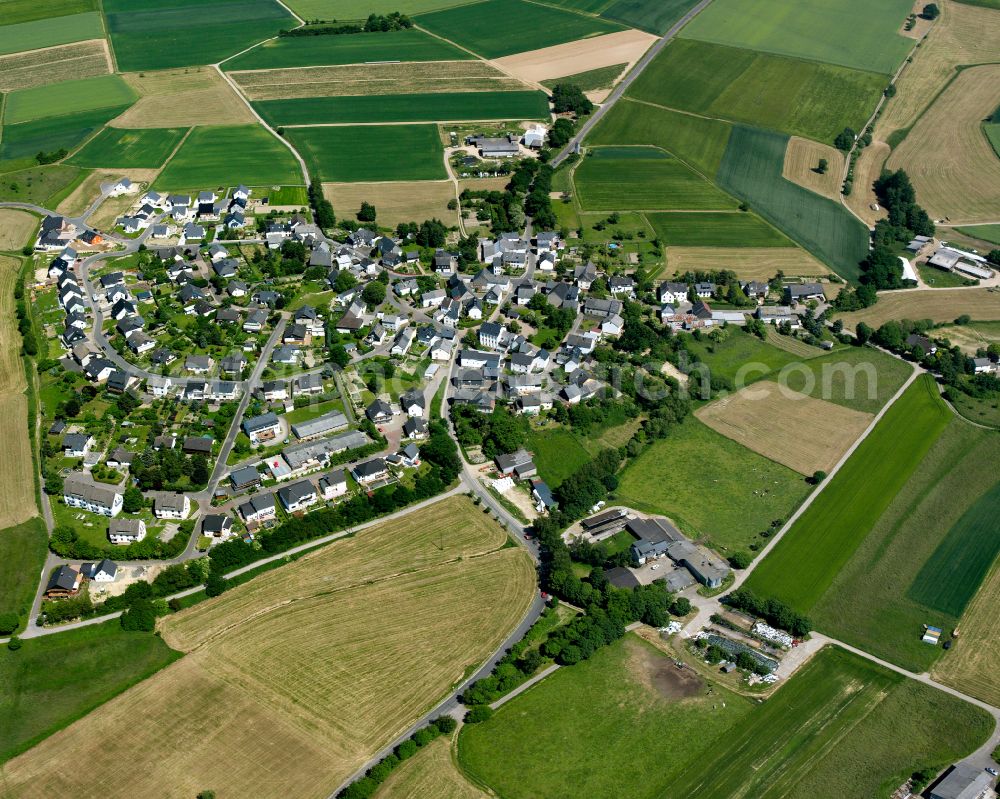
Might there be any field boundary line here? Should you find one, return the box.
[152,126,195,180]
[490,663,560,709]
[95,0,117,73]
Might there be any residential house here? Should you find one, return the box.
[45,565,83,598]
[319,469,347,500]
[202,514,234,538]
[352,457,389,485]
[108,518,146,545]
[153,492,190,519]
[239,492,276,524]
[278,479,318,512]
[229,465,261,491]
[243,411,281,445]
[64,478,123,517]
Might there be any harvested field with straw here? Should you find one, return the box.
[836,288,1000,327]
[323,181,458,228]
[0,211,38,252]
[1,498,536,799]
[845,141,889,225]
[112,68,255,128]
[695,381,873,475]
[782,137,844,200]
[0,40,109,93]
[664,246,829,279]
[376,737,487,799]
[492,29,656,84]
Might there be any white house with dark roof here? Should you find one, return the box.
[108,518,146,544]
[153,492,190,519]
[278,479,317,513]
[64,478,122,517]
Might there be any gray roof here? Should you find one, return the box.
[290,410,348,439]
[282,430,369,470]
[229,465,261,487]
[243,411,279,434]
[278,479,315,506]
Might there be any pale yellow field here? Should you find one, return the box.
[112,68,255,128]
[887,64,1000,222]
[0,40,110,92]
[836,288,1000,327]
[458,177,512,193]
[934,322,1000,355]
[0,210,38,252]
[782,137,844,201]
[845,141,889,226]
[933,560,1000,707]
[56,169,159,219]
[324,181,459,228]
[375,736,487,799]
[763,325,828,359]
[695,381,873,475]
[664,247,829,279]
[231,61,526,100]
[1,498,536,799]
[493,29,657,85]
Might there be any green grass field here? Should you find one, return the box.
[617,416,810,555]
[67,127,188,168]
[746,375,951,613]
[781,346,914,414]
[682,327,799,383]
[541,64,626,92]
[812,421,1000,671]
[0,106,133,162]
[587,99,732,177]
[0,519,47,632]
[286,124,446,181]
[268,185,309,205]
[646,211,791,247]
[715,125,869,281]
[0,0,96,26]
[984,123,1000,159]
[0,165,85,205]
[525,427,591,487]
[104,0,295,72]
[680,0,913,74]
[661,646,993,798]
[0,621,181,762]
[541,0,613,12]
[283,0,471,18]
[223,29,469,69]
[4,76,137,125]
[574,147,737,211]
[0,12,105,55]
[958,224,1000,245]
[254,91,549,126]
[416,0,624,59]
[459,635,754,799]
[627,39,887,143]
[153,125,302,190]
[601,0,701,34]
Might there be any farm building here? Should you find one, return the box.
[929,764,994,799]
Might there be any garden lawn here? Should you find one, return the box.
[525,427,590,488]
[0,13,105,56]
[627,39,887,144]
[286,124,446,181]
[781,346,914,414]
[0,107,132,162]
[661,646,993,798]
[459,635,753,799]
[3,75,137,124]
[268,186,309,205]
[745,375,950,613]
[67,127,188,168]
[153,125,302,190]
[103,0,295,72]
[617,416,810,556]
[223,29,470,70]
[415,0,624,60]
[0,518,47,630]
[601,0,701,34]
[679,0,913,74]
[574,147,736,211]
[254,91,549,126]
[0,621,181,762]
[715,125,869,281]
[646,211,790,247]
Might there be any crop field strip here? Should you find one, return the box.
[3,75,137,125]
[0,106,133,170]
[283,0,476,18]
[781,137,844,201]
[835,288,1000,327]
[647,212,792,248]
[323,181,459,227]
[67,127,188,169]
[0,12,105,56]
[0,210,39,252]
[114,68,256,128]
[625,39,888,144]
[745,375,951,614]
[599,0,702,34]
[0,518,47,637]
[375,736,487,799]
[3,499,536,799]
[540,63,626,92]
[663,247,827,281]
[0,41,111,93]
[957,224,1000,245]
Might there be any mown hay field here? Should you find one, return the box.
[845,140,889,226]
[651,214,792,248]
[715,125,870,282]
[779,346,914,414]
[114,68,256,128]
[574,147,737,211]
[67,127,188,169]
[0,40,109,93]
[679,0,913,74]
[627,39,887,143]
[0,12,104,56]
[255,91,549,125]
[2,498,536,799]
[745,375,949,613]
[695,381,873,475]
[782,137,844,200]
[664,246,827,278]
[232,61,527,100]
[935,320,1000,354]
[415,0,624,60]
[375,737,486,799]
[287,124,446,182]
[0,211,38,252]
[836,288,1000,327]
[763,325,830,358]
[541,63,626,93]
[887,65,1000,223]
[492,29,656,84]
[323,181,458,227]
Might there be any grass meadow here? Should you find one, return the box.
[627,39,887,143]
[0,12,104,55]
[284,0,470,18]
[745,375,950,613]
[287,124,446,181]
[1,0,97,26]
[416,0,624,59]
[681,327,799,384]
[660,646,993,798]
[574,147,737,211]
[254,91,549,125]
[646,211,790,247]
[541,63,625,92]
[0,165,85,206]
[104,0,295,72]
[153,125,302,190]
[67,127,188,168]
[0,621,181,762]
[812,420,1000,671]
[223,29,469,69]
[958,224,1000,245]
[0,518,47,632]
[3,75,137,124]
[780,346,914,414]
[715,125,869,281]
[375,736,485,798]
[680,0,913,74]
[0,106,131,167]
[525,427,591,487]
[601,0,701,34]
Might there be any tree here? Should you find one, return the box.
[197,792,217,799]
[834,127,856,151]
[986,249,1000,267]
[550,83,593,116]
[856,321,874,344]
[0,612,19,635]
[357,201,377,222]
[811,470,827,484]
[922,2,939,18]
[7,635,22,651]
[205,573,228,597]
[464,704,494,723]
[727,551,753,569]
[333,270,357,292]
[816,158,828,174]
[433,715,457,734]
[122,486,145,513]
[329,344,350,368]
[119,597,156,631]
[547,117,575,148]
[362,281,386,307]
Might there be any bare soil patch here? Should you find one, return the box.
[836,288,1000,327]
[323,181,458,227]
[0,40,110,93]
[782,137,844,201]
[626,635,704,700]
[492,30,657,85]
[57,169,158,219]
[696,380,873,475]
[113,69,255,128]
[664,246,829,279]
[0,210,38,251]
[845,141,890,226]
